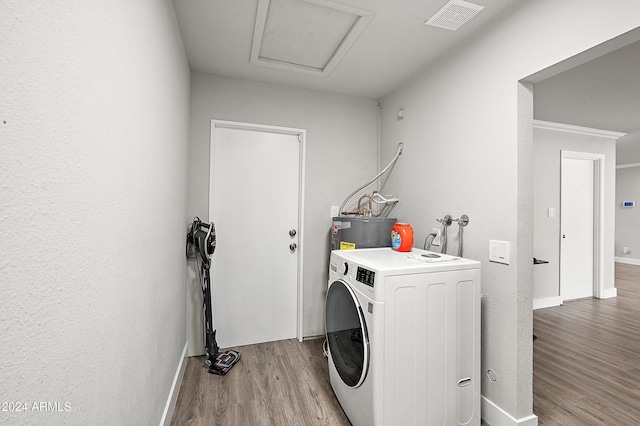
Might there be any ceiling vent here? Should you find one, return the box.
[250,0,373,76]
[425,0,485,31]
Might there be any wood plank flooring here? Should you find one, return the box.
[170,338,350,425]
[533,262,640,425]
[171,263,640,425]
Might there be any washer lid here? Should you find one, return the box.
[332,247,480,275]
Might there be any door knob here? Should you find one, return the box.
[289,229,297,237]
[289,243,297,251]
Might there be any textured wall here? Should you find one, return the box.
[380,0,640,422]
[0,1,190,425]
[616,166,640,262]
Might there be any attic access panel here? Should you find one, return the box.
[250,0,374,76]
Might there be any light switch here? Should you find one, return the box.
[548,208,556,218]
[489,240,510,264]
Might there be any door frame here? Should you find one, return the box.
[209,119,306,342]
[560,150,604,299]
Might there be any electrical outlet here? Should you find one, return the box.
[432,228,441,246]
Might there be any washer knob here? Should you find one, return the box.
[340,262,349,275]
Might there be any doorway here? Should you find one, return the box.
[209,120,305,348]
[560,151,604,301]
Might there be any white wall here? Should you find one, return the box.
[616,166,640,264]
[186,73,378,354]
[617,132,640,164]
[0,1,190,425]
[533,124,618,308]
[380,0,640,423]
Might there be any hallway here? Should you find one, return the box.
[533,263,640,425]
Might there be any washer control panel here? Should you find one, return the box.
[356,266,375,288]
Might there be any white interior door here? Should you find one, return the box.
[560,156,594,301]
[210,122,303,348]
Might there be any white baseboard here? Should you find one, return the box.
[615,256,640,266]
[482,396,538,426]
[533,296,562,310]
[601,287,617,299]
[160,342,189,426]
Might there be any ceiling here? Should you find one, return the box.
[172,0,640,163]
[172,0,519,99]
[533,39,640,164]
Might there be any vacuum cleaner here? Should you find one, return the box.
[186,217,240,375]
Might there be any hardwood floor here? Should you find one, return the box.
[533,262,640,425]
[171,263,640,425]
[170,338,350,425]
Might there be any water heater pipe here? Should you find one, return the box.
[339,142,404,215]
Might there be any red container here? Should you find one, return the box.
[391,222,413,252]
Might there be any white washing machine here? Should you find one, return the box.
[325,247,481,425]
